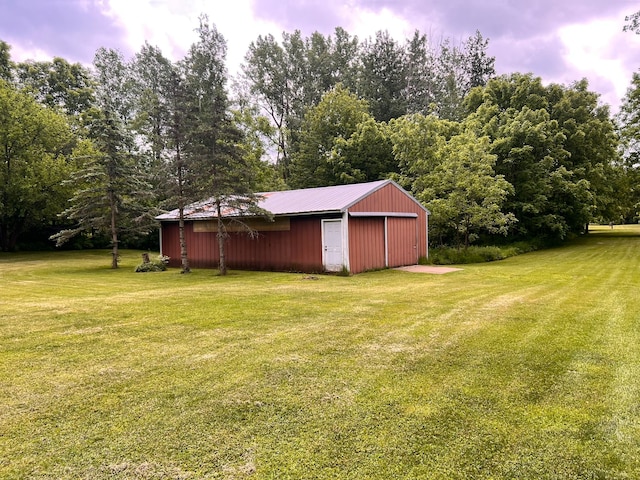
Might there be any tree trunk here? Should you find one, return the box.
[178,206,190,274]
[177,146,190,274]
[216,201,227,275]
[0,221,8,252]
[109,190,119,269]
[0,216,24,252]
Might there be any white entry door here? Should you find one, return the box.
[322,220,343,272]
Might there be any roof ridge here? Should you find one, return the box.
[256,179,388,196]
[156,179,422,221]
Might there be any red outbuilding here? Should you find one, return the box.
[156,180,429,274]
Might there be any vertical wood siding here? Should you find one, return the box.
[349,183,428,260]
[161,217,323,272]
[348,217,385,273]
[387,217,418,267]
[160,182,428,274]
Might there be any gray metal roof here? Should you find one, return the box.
[156,180,421,221]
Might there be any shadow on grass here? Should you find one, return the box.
[587,225,640,238]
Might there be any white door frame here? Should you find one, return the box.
[321,217,349,272]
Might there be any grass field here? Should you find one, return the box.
[1,225,640,479]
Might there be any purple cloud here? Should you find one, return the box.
[0,0,129,64]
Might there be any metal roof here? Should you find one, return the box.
[156,180,423,221]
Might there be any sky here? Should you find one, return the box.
[2,0,640,113]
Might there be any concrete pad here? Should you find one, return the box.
[394,265,463,274]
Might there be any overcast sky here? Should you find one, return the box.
[2,0,640,112]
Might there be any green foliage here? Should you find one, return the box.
[465,73,618,241]
[331,117,395,183]
[357,31,408,122]
[390,114,515,247]
[290,84,391,188]
[421,131,516,247]
[241,33,294,176]
[240,27,495,180]
[15,57,95,117]
[51,111,153,268]
[134,254,169,272]
[0,80,75,251]
[617,71,640,221]
[92,47,136,125]
[0,22,625,259]
[129,41,174,184]
[0,40,12,82]
[465,30,496,90]
[427,243,537,264]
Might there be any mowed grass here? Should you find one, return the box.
[1,225,640,479]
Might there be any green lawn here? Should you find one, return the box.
[1,225,640,479]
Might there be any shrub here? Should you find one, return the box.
[426,243,538,265]
[135,255,169,272]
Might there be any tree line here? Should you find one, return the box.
[0,15,638,270]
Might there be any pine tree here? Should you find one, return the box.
[184,16,265,275]
[51,110,152,268]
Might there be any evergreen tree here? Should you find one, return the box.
[51,110,153,268]
[185,16,265,275]
[464,30,496,90]
[51,49,152,267]
[405,31,437,115]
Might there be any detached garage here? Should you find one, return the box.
[156,179,429,274]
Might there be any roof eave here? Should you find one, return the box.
[156,209,345,222]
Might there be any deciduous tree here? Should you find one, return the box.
[0,80,74,251]
[289,84,386,187]
[616,71,640,221]
[15,58,95,117]
[390,114,514,246]
[465,73,617,240]
[242,34,293,178]
[357,31,408,122]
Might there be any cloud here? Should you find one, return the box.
[493,32,568,78]
[253,0,343,33]
[3,0,639,111]
[0,0,126,64]
[558,15,640,108]
[99,0,284,75]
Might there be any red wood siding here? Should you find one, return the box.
[160,182,428,274]
[349,183,428,260]
[160,223,182,265]
[161,217,323,272]
[349,183,416,212]
[387,217,418,267]
[348,217,385,273]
